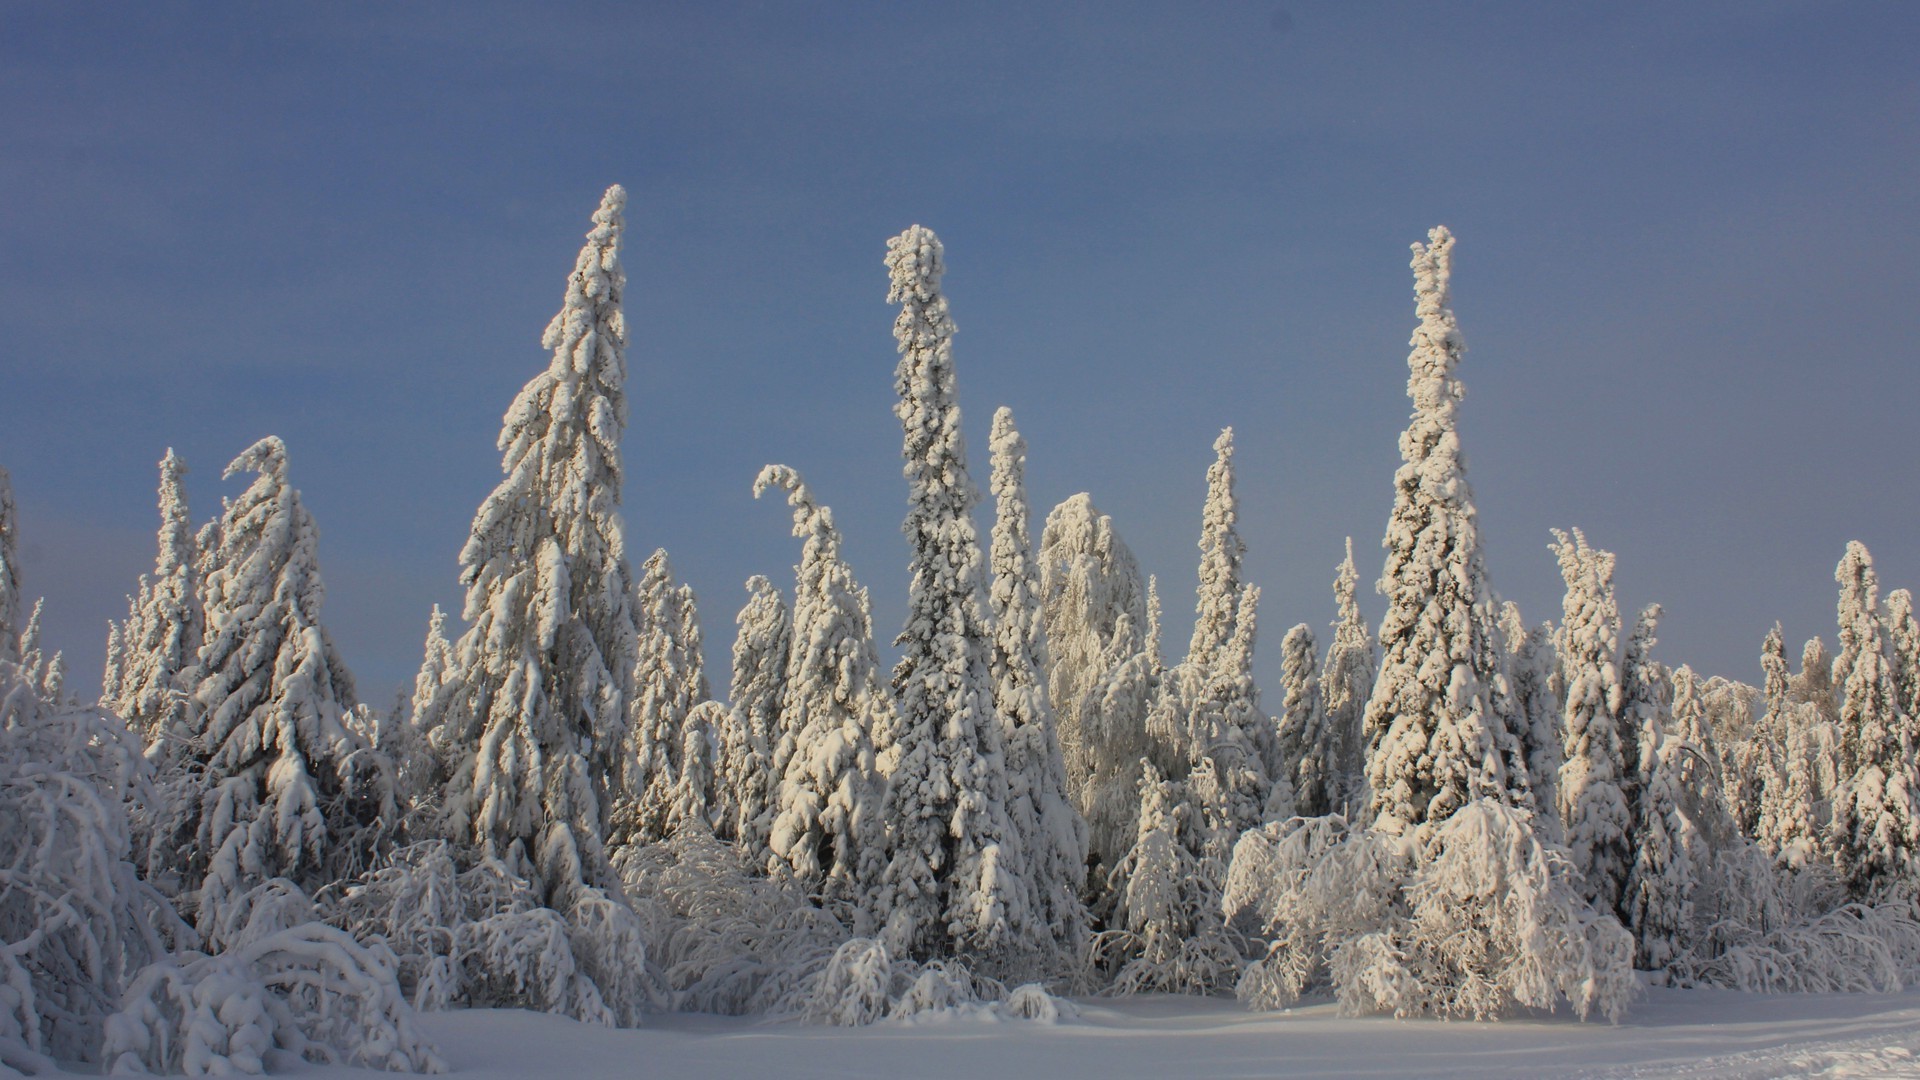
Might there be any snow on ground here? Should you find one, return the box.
[206,986,1920,1080]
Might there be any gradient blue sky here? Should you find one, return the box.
[3,2,1916,705]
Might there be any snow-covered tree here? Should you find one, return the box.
[1625,657,1699,974]
[1184,585,1279,832]
[425,186,641,909]
[1037,493,1147,804]
[0,467,18,663]
[986,407,1088,963]
[1502,601,1563,835]
[754,465,889,913]
[1826,542,1919,896]
[186,436,392,941]
[1618,603,1666,812]
[104,448,203,751]
[1885,588,1920,720]
[1318,538,1375,817]
[1078,578,1162,884]
[1277,622,1334,816]
[876,225,1023,963]
[1364,227,1531,829]
[619,547,711,845]
[1551,528,1631,916]
[718,575,788,848]
[1189,428,1245,669]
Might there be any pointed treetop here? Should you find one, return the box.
[1190,426,1245,665]
[156,448,193,578]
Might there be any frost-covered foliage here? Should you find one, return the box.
[1826,542,1919,896]
[1364,228,1532,829]
[419,185,639,907]
[1617,603,1665,817]
[1092,763,1241,996]
[1625,663,1704,973]
[619,547,711,846]
[879,225,1024,963]
[987,408,1089,967]
[106,914,443,1076]
[753,466,888,916]
[104,449,202,753]
[186,437,393,942]
[1077,578,1162,883]
[0,651,181,1072]
[1037,494,1147,807]
[719,576,788,849]
[0,469,17,668]
[1551,528,1631,916]
[1225,803,1634,1022]
[1503,602,1563,836]
[334,839,655,1027]
[1277,622,1332,816]
[1188,429,1246,674]
[1317,539,1374,818]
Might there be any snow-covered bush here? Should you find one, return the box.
[104,921,443,1075]
[1225,802,1634,1022]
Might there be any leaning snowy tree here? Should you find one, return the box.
[1363,226,1532,829]
[186,437,393,941]
[876,225,1026,965]
[754,465,890,916]
[1551,527,1632,917]
[987,407,1089,965]
[421,185,641,903]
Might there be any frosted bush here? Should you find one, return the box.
[998,983,1078,1022]
[105,921,443,1075]
[1226,802,1634,1022]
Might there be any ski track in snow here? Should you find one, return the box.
[126,986,1919,1080]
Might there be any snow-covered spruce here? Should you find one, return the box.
[1036,493,1147,812]
[754,466,889,917]
[1550,527,1632,917]
[420,185,638,900]
[104,448,202,752]
[617,547,711,846]
[402,185,650,1025]
[186,437,394,946]
[1317,538,1375,818]
[0,467,18,666]
[1502,601,1563,838]
[717,575,788,849]
[1826,542,1919,897]
[1364,228,1532,830]
[877,225,1025,964]
[1077,577,1163,889]
[1277,621,1331,817]
[987,407,1090,967]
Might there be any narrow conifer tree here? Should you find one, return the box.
[988,407,1089,960]
[188,437,390,936]
[106,449,203,753]
[621,547,710,843]
[1364,228,1531,829]
[754,465,890,911]
[877,225,1023,962]
[1552,528,1631,915]
[1319,538,1375,816]
[1827,542,1919,894]
[1502,600,1563,833]
[426,185,641,905]
[720,575,788,848]
[1278,622,1332,816]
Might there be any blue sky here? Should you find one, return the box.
[2,2,1916,703]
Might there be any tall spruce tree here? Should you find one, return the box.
[1363,227,1531,829]
[1319,538,1375,816]
[720,575,788,849]
[1277,622,1331,816]
[1551,528,1631,914]
[1502,600,1563,834]
[876,225,1023,962]
[1827,542,1918,894]
[189,437,390,937]
[987,407,1089,960]
[105,448,203,753]
[754,465,889,911]
[425,185,641,905]
[620,547,710,843]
